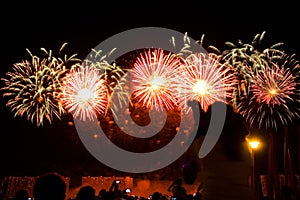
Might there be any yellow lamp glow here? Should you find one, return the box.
[249,141,260,149]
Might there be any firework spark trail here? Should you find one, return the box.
[60,65,109,121]
[1,43,81,127]
[219,31,286,96]
[130,48,183,111]
[175,53,237,112]
[82,48,130,119]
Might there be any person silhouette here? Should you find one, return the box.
[13,189,29,200]
[97,188,107,200]
[76,185,96,200]
[109,180,122,199]
[151,191,161,200]
[168,178,188,200]
[33,172,67,200]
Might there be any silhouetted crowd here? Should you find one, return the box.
[4,171,296,200]
[6,172,202,200]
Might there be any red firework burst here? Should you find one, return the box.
[60,65,109,121]
[130,48,183,110]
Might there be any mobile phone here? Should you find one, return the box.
[116,180,121,184]
[172,198,176,200]
[125,188,131,193]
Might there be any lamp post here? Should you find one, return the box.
[248,139,260,199]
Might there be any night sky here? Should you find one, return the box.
[1,2,299,180]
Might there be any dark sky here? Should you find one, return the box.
[0,2,299,178]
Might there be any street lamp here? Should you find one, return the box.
[248,138,261,199]
[249,141,260,149]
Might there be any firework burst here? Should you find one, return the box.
[215,31,300,130]
[60,65,109,121]
[1,43,81,127]
[252,66,296,106]
[170,33,237,112]
[235,52,300,130]
[175,53,237,112]
[130,48,183,111]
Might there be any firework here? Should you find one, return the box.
[82,48,130,119]
[60,65,109,121]
[252,66,296,106]
[215,31,300,130]
[235,52,300,130]
[170,33,237,112]
[175,53,237,112]
[1,43,81,127]
[220,31,285,97]
[130,48,183,111]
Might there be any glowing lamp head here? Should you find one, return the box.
[249,140,260,149]
[77,88,94,102]
[193,80,209,96]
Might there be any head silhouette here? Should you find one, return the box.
[13,189,29,200]
[33,172,67,200]
[76,186,96,200]
[175,178,183,186]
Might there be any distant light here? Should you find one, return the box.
[93,133,99,139]
[37,96,44,103]
[68,121,74,126]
